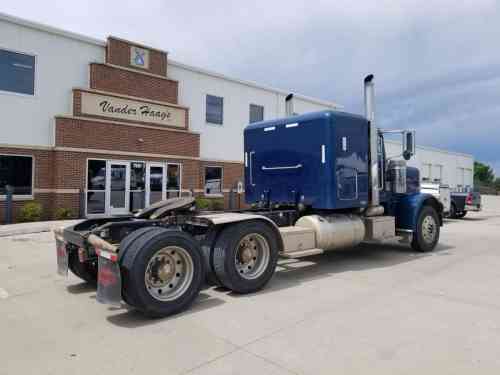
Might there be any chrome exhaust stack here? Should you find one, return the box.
[364,74,380,207]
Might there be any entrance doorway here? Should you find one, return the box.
[86,159,182,216]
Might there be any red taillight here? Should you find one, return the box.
[466,193,473,205]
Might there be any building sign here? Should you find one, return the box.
[130,46,149,69]
[80,91,186,128]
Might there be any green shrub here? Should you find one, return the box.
[211,199,225,211]
[18,202,43,223]
[54,207,74,220]
[195,197,211,210]
[195,197,225,211]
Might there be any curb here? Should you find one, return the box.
[0,220,82,238]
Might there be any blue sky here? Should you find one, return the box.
[3,0,499,173]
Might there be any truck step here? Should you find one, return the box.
[280,248,324,259]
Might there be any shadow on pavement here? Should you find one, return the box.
[445,217,489,223]
[106,292,225,328]
[105,241,455,326]
[66,282,96,294]
[459,217,490,221]
[227,241,454,298]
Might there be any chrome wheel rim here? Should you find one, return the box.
[422,215,437,243]
[235,233,270,280]
[145,246,194,301]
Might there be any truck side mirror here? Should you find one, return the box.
[402,130,415,160]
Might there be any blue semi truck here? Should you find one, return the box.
[55,75,443,317]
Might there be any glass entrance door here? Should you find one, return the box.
[107,161,130,215]
[146,164,165,206]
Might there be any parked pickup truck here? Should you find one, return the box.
[421,183,451,216]
[449,190,481,218]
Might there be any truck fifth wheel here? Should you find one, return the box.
[54,75,443,317]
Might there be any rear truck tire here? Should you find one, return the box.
[68,250,97,284]
[411,205,440,252]
[213,221,279,294]
[456,211,467,219]
[120,228,205,318]
[118,226,163,306]
[449,202,457,219]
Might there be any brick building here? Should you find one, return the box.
[0,13,340,222]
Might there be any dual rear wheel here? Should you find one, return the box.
[211,221,279,293]
[119,227,204,317]
[119,221,279,317]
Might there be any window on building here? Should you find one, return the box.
[0,49,36,95]
[167,164,181,198]
[206,95,223,125]
[0,155,33,196]
[204,166,223,195]
[87,160,106,214]
[249,104,264,123]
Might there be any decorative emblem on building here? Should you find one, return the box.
[130,46,149,69]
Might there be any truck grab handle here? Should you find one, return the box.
[261,164,303,171]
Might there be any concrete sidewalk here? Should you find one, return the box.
[0,219,81,238]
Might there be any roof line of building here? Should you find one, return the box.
[384,139,473,159]
[0,11,106,46]
[166,59,342,109]
[0,11,342,110]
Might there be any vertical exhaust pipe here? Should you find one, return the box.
[364,74,379,206]
[364,74,375,122]
[285,93,294,116]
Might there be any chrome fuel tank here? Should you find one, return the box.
[295,214,365,251]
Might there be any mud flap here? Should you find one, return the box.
[56,239,69,276]
[96,250,122,307]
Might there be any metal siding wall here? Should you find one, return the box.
[0,19,105,147]
[385,141,474,189]
[167,64,337,163]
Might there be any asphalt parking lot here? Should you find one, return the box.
[2,196,500,375]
